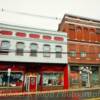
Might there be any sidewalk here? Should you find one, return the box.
[85,98,100,100]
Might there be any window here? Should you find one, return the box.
[70,66,80,88]
[98,53,100,58]
[43,73,64,86]
[91,67,99,86]
[80,52,87,57]
[96,28,100,34]
[68,51,76,57]
[30,43,38,56]
[16,42,24,56]
[43,44,50,57]
[0,71,23,87]
[55,46,62,58]
[0,41,10,55]
[76,27,82,32]
[90,29,95,34]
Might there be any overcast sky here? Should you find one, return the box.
[0,0,100,30]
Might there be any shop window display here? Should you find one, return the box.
[70,66,80,88]
[70,72,79,84]
[0,71,23,87]
[43,73,64,86]
[91,67,100,86]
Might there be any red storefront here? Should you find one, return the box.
[0,23,68,93]
[0,63,68,92]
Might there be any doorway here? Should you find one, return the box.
[80,66,92,88]
[81,71,90,88]
[25,75,37,92]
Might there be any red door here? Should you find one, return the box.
[29,77,37,92]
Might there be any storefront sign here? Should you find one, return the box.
[80,67,92,74]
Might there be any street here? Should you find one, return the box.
[0,96,74,100]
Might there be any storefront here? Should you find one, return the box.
[0,63,25,93]
[0,22,68,93]
[0,63,69,92]
[32,64,69,91]
[69,65,100,89]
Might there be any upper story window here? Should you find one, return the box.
[30,43,38,56]
[55,46,62,58]
[68,51,76,57]
[89,29,95,34]
[96,28,100,34]
[16,42,25,56]
[76,27,82,32]
[43,44,50,57]
[98,53,100,58]
[80,52,87,57]
[0,41,10,55]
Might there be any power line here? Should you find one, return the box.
[0,8,61,20]
[0,49,100,54]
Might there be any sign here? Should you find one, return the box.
[80,67,92,74]
[8,68,11,76]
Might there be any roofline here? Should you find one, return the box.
[64,13,100,23]
[0,22,65,33]
[0,22,66,36]
[0,22,57,32]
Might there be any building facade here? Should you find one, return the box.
[0,23,68,92]
[58,14,100,89]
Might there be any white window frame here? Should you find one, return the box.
[16,42,25,56]
[0,40,10,54]
[43,44,50,57]
[55,45,62,58]
[30,43,38,56]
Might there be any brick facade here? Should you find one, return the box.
[58,14,100,64]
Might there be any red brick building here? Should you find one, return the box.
[58,14,100,89]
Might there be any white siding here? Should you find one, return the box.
[0,23,68,64]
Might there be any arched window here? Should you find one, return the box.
[30,43,38,56]
[43,44,50,57]
[55,45,62,58]
[0,40,10,54]
[16,42,25,56]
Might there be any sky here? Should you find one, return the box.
[0,0,100,30]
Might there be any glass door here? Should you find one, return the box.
[81,72,90,88]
